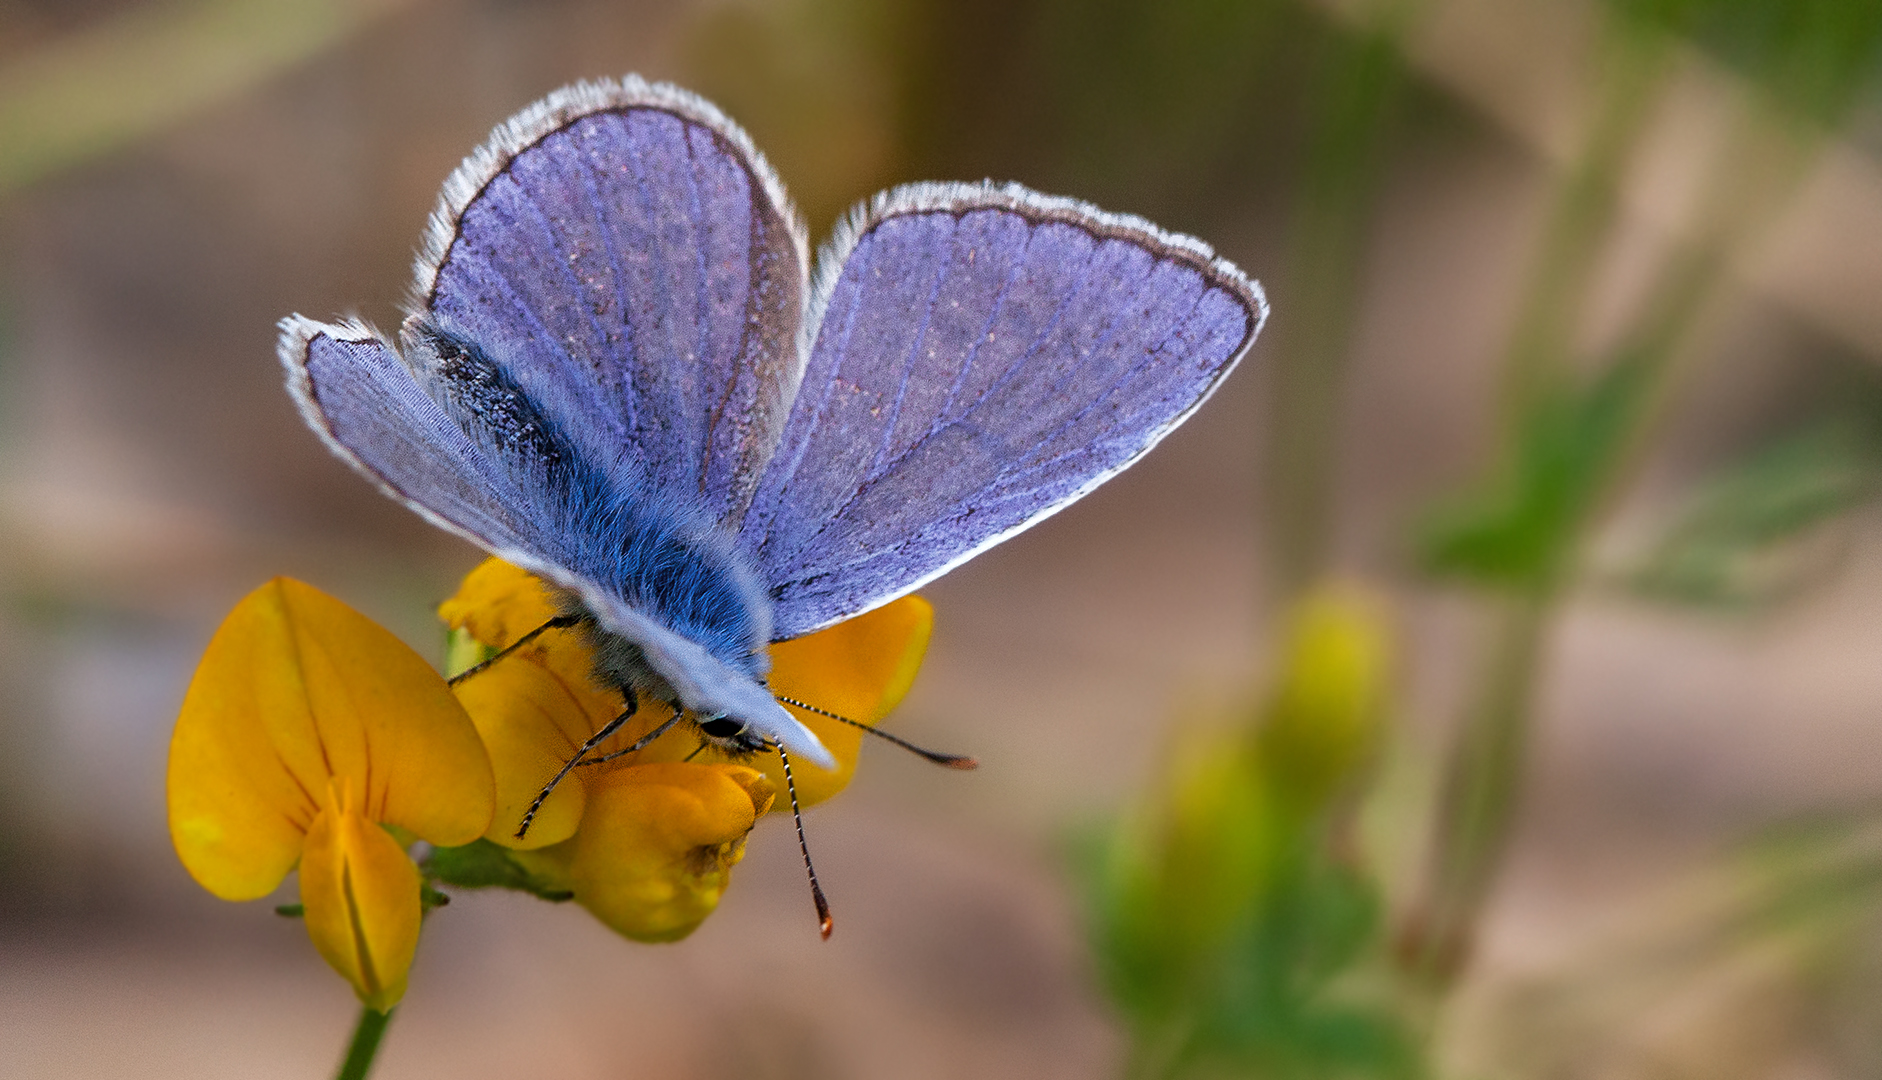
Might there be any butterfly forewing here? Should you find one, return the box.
[739,183,1267,639]
[413,78,808,527]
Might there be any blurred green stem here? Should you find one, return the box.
[1404,587,1549,990]
[1609,97,1815,409]
[1267,0,1420,596]
[335,1006,393,1080]
[1497,19,1675,427]
[1407,26,1821,1002]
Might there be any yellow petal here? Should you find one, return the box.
[169,581,326,899]
[436,558,560,649]
[169,579,495,900]
[566,763,775,942]
[441,557,620,730]
[268,580,495,844]
[453,658,592,849]
[761,595,933,809]
[299,779,421,1012]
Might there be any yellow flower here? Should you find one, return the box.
[505,762,777,941]
[437,557,933,939]
[1254,582,1392,812]
[168,578,495,1010]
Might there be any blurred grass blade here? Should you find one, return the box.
[0,0,417,195]
[1612,0,1882,128]
[1417,355,1655,589]
[1267,0,1421,594]
[1626,421,1877,609]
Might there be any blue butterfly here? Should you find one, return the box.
[279,76,1267,786]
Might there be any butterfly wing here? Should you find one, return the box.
[281,79,833,763]
[280,317,569,568]
[282,317,835,767]
[739,182,1268,639]
[411,76,808,527]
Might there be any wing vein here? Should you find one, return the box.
[507,171,622,390]
[985,281,1213,492]
[575,125,639,434]
[750,237,874,565]
[999,264,1204,480]
[449,244,587,376]
[776,233,1107,564]
[864,221,952,479]
[682,122,713,493]
[932,218,1033,431]
[940,230,1105,428]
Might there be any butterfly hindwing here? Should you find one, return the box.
[280,317,568,566]
[739,182,1268,639]
[413,77,809,527]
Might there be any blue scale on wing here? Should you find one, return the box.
[424,108,801,527]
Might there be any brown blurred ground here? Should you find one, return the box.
[2,0,1881,1077]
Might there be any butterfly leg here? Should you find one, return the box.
[449,613,585,686]
[513,697,686,839]
[513,689,634,839]
[579,702,686,765]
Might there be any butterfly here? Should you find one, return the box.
[279,75,1267,789]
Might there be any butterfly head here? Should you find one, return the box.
[695,712,769,757]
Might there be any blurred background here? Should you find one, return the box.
[5,0,1882,1076]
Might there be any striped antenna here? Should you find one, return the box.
[775,696,977,770]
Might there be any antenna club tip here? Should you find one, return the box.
[943,756,979,770]
[813,892,834,939]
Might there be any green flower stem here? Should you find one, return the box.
[1266,0,1422,596]
[1604,100,1815,428]
[1404,587,1549,991]
[1396,27,1674,996]
[334,1006,394,1080]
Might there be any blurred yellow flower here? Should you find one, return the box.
[1255,582,1392,812]
[437,557,933,940]
[168,578,495,1011]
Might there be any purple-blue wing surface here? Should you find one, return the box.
[279,317,569,566]
[739,182,1268,640]
[412,77,807,526]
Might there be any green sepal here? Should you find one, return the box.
[422,838,574,902]
[443,626,496,681]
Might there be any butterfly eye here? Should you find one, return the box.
[698,716,744,740]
